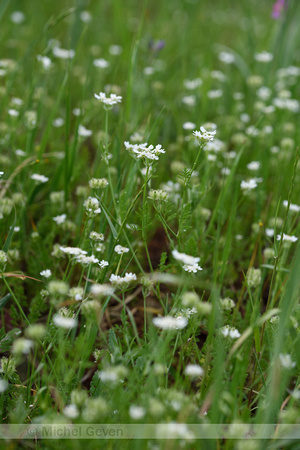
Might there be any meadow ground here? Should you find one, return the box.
[0,0,300,449]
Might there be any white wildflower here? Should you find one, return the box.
[279,353,296,369]
[114,245,129,254]
[52,47,75,60]
[247,161,260,171]
[219,51,235,64]
[76,254,99,265]
[78,124,92,137]
[109,272,137,287]
[63,404,79,419]
[12,338,34,355]
[30,174,49,184]
[94,92,122,106]
[109,45,123,55]
[265,228,274,238]
[220,325,241,339]
[183,263,203,273]
[93,58,109,69]
[84,196,101,216]
[53,214,67,225]
[10,11,25,24]
[152,316,188,330]
[220,298,235,310]
[148,189,169,201]
[184,364,204,378]
[40,269,52,278]
[277,233,298,243]
[129,405,146,420]
[183,78,202,89]
[254,51,273,63]
[90,284,114,297]
[68,287,84,301]
[98,260,109,269]
[53,314,78,330]
[182,95,196,106]
[183,121,196,130]
[37,55,52,70]
[193,126,216,145]
[240,179,257,191]
[172,250,200,266]
[80,10,92,23]
[207,89,223,99]
[59,246,87,256]
[89,178,108,189]
[283,200,300,212]
[89,231,105,241]
[124,141,165,164]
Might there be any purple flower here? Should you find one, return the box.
[272,0,285,19]
[149,39,165,52]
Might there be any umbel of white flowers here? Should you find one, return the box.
[193,126,216,146]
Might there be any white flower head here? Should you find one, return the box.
[193,126,217,146]
[183,121,196,130]
[152,316,188,330]
[109,45,123,55]
[220,325,241,339]
[109,272,137,287]
[114,245,129,255]
[84,196,101,216]
[63,404,79,419]
[184,364,204,378]
[53,214,67,225]
[219,51,235,64]
[283,200,300,212]
[90,284,114,297]
[129,405,146,420]
[255,51,273,63]
[37,55,52,70]
[78,124,92,137]
[240,179,257,191]
[94,92,122,107]
[277,233,298,243]
[183,78,202,90]
[80,10,92,23]
[75,254,99,266]
[53,314,77,330]
[124,141,165,165]
[30,174,49,184]
[11,11,25,24]
[98,260,109,269]
[93,58,110,69]
[247,161,260,171]
[279,353,296,369]
[52,47,75,60]
[183,264,203,273]
[172,250,200,266]
[40,269,52,278]
[59,246,87,256]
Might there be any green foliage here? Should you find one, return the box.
[0,0,299,447]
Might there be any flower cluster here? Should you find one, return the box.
[109,272,137,287]
[94,92,122,106]
[192,126,217,146]
[148,189,169,202]
[220,325,241,339]
[152,315,188,330]
[114,245,129,255]
[83,197,101,216]
[124,141,165,165]
[172,250,203,273]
